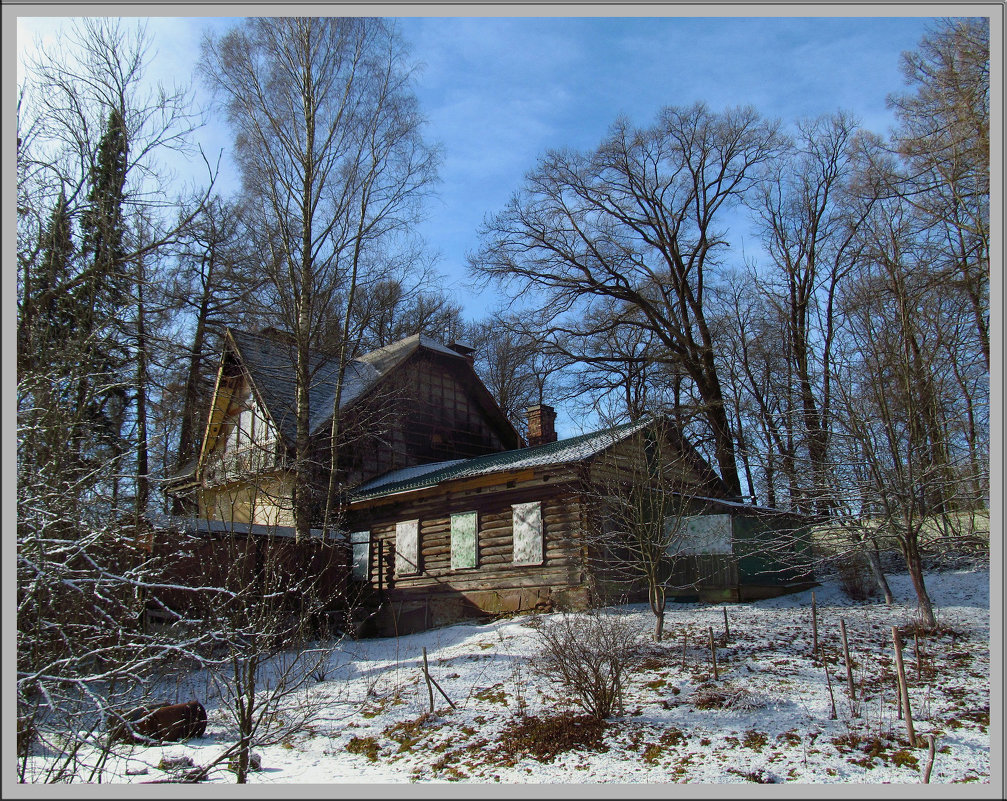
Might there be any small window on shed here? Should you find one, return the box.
[511,501,543,565]
[350,531,370,581]
[451,512,478,570]
[667,513,733,556]
[395,519,420,576]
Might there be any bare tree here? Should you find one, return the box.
[743,112,869,516]
[16,20,210,781]
[472,103,786,498]
[160,519,347,783]
[584,418,733,641]
[887,17,989,369]
[829,185,982,629]
[200,17,438,541]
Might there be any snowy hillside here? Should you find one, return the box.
[24,567,992,786]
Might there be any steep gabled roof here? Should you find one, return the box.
[349,416,728,502]
[223,330,505,447]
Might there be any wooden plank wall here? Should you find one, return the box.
[347,473,591,624]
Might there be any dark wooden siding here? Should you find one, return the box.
[336,352,517,488]
[346,472,591,629]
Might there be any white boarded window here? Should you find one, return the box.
[451,512,478,570]
[512,502,543,565]
[395,520,420,576]
[668,514,733,555]
[350,531,370,580]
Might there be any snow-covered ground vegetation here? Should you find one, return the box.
[20,565,991,786]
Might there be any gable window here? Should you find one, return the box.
[395,519,420,576]
[350,531,371,581]
[511,501,543,565]
[450,512,478,570]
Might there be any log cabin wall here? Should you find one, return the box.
[345,468,593,635]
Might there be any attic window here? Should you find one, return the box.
[511,501,543,566]
[395,519,420,576]
[450,512,478,570]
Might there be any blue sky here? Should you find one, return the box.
[17,13,941,325]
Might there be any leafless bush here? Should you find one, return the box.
[530,609,645,719]
[692,683,767,711]
[835,552,878,601]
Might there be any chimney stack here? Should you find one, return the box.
[447,341,476,367]
[526,404,557,447]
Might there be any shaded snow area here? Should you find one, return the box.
[26,568,992,787]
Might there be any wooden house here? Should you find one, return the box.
[342,416,813,635]
[167,328,813,636]
[167,328,521,526]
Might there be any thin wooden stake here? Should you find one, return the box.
[811,591,819,660]
[840,618,856,701]
[421,647,456,710]
[914,632,922,682]
[823,651,837,720]
[722,607,730,642]
[708,626,719,681]
[682,629,688,669]
[923,734,936,783]
[422,647,435,713]
[892,626,917,747]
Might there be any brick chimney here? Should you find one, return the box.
[526,404,557,447]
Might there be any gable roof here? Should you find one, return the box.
[225,330,475,446]
[350,416,727,502]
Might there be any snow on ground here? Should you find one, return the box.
[23,567,992,787]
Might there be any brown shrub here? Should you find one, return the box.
[496,713,609,763]
[834,552,878,601]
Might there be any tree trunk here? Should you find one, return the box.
[865,539,895,605]
[649,584,666,642]
[134,279,149,519]
[903,541,936,630]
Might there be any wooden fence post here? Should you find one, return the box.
[682,629,688,670]
[923,734,936,783]
[422,647,435,712]
[708,626,719,681]
[823,652,838,720]
[811,591,819,659]
[892,626,917,747]
[840,619,856,702]
[722,607,730,643]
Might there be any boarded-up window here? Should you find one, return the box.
[350,531,370,580]
[395,519,420,576]
[669,514,733,555]
[451,512,478,570]
[512,502,543,565]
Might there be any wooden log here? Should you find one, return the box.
[892,626,917,747]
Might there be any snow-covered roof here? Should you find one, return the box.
[351,417,655,501]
